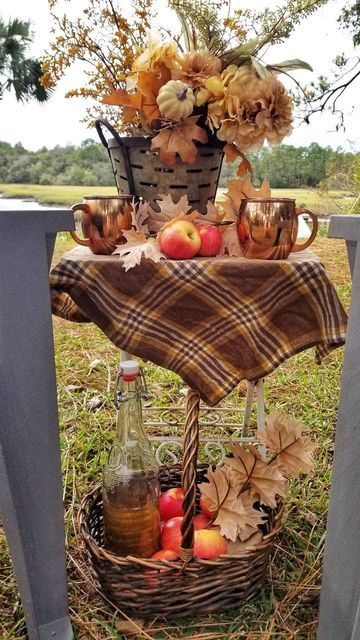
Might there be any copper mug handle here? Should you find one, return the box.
[292,207,318,252]
[70,203,93,247]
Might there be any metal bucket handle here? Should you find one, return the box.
[95,119,135,195]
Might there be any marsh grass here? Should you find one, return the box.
[0,183,356,214]
[0,235,351,640]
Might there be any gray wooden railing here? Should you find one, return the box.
[0,209,74,640]
[317,215,360,640]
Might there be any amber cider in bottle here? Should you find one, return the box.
[102,360,160,557]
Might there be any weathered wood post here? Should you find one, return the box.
[0,209,74,640]
[317,215,360,640]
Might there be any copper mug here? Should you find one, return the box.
[70,195,133,255]
[237,198,318,260]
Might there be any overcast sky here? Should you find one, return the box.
[0,0,359,152]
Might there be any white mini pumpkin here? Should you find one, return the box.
[156,80,195,120]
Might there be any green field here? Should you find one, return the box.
[0,183,356,214]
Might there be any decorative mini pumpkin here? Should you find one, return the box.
[156,80,195,120]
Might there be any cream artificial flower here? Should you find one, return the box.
[127,29,181,90]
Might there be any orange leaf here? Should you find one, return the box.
[151,116,208,165]
[223,143,241,163]
[137,64,171,124]
[225,177,271,210]
[102,88,143,124]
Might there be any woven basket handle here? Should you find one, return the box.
[180,388,200,565]
[95,118,125,151]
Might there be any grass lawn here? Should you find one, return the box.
[0,183,356,214]
[0,233,351,639]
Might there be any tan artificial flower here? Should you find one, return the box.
[172,51,222,88]
[253,77,293,145]
[216,77,293,151]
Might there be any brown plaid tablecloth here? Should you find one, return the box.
[50,246,347,406]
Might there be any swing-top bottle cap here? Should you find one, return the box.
[120,360,140,380]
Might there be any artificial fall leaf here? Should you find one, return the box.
[225,443,287,509]
[227,530,264,555]
[260,412,314,479]
[225,176,271,211]
[219,223,243,257]
[223,144,253,179]
[199,201,226,224]
[113,229,166,271]
[199,466,265,542]
[151,116,208,165]
[131,198,150,234]
[159,211,199,232]
[137,65,171,124]
[102,87,143,124]
[115,618,144,635]
[147,193,192,233]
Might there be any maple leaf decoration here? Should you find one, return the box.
[225,444,287,509]
[225,176,272,211]
[220,223,243,257]
[151,116,208,165]
[102,64,171,126]
[113,229,166,271]
[130,198,150,234]
[199,466,266,542]
[223,143,253,177]
[260,412,314,479]
[147,193,195,233]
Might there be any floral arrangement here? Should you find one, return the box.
[43,0,315,174]
[103,27,306,172]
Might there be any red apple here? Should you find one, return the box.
[200,495,214,519]
[161,516,183,553]
[159,219,201,259]
[194,529,228,559]
[196,223,222,257]
[159,488,184,521]
[194,513,211,530]
[151,549,178,561]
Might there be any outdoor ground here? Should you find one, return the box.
[0,229,351,639]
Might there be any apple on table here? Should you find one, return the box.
[159,219,201,259]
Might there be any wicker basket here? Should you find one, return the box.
[78,390,282,618]
[95,119,224,214]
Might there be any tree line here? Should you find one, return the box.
[0,138,359,192]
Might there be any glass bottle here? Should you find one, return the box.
[102,360,161,557]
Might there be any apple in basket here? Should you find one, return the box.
[159,487,184,521]
[194,529,228,559]
[196,223,222,257]
[161,516,183,553]
[159,219,201,259]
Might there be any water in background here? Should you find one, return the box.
[0,197,57,210]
